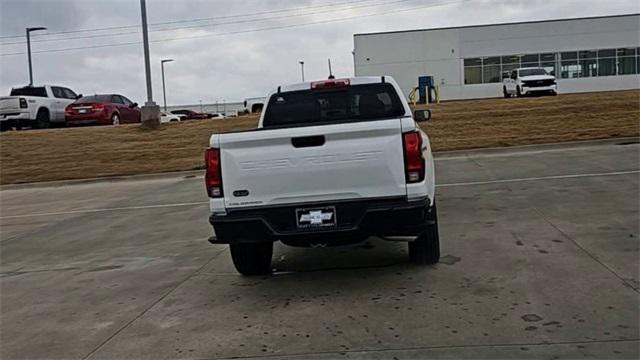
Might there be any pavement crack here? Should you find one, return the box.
[204,338,640,360]
[532,206,639,294]
[80,247,227,360]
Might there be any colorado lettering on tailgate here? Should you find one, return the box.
[238,150,382,170]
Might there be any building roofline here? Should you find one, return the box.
[353,13,639,37]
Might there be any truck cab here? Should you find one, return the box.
[503,67,557,97]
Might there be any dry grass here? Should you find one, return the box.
[1,90,638,185]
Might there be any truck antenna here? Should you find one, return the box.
[328,58,335,79]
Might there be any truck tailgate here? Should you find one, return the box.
[218,119,407,209]
[0,97,20,113]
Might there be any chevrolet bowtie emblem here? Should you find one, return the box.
[300,210,333,225]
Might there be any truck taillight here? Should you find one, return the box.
[403,131,425,183]
[19,98,28,108]
[205,148,223,198]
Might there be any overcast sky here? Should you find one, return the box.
[0,0,637,105]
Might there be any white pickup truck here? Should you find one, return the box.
[502,67,557,97]
[0,85,79,130]
[205,76,439,275]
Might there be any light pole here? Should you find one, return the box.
[299,61,305,82]
[161,58,174,112]
[223,99,226,115]
[139,0,160,128]
[26,27,46,86]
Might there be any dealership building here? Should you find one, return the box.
[353,14,639,100]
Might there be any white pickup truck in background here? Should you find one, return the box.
[503,67,557,97]
[205,76,439,275]
[0,85,79,130]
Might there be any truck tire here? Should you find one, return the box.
[0,121,10,132]
[409,202,440,265]
[503,86,510,98]
[229,242,273,275]
[516,86,522,97]
[34,109,50,129]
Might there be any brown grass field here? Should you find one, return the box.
[1,90,638,185]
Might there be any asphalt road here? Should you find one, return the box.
[1,138,638,359]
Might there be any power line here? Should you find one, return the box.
[0,0,467,57]
[0,0,412,46]
[0,0,376,40]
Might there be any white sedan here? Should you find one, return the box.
[160,112,181,123]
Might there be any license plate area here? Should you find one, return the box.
[296,206,337,230]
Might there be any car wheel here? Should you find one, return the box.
[503,86,510,98]
[111,113,120,126]
[408,201,440,265]
[34,109,50,129]
[229,242,273,275]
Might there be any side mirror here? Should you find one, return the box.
[76,94,82,99]
[414,109,431,122]
[130,102,138,108]
[502,72,510,80]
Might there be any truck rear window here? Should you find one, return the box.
[10,87,47,97]
[262,83,405,128]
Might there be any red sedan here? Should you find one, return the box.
[65,94,140,126]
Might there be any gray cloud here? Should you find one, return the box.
[1,0,637,105]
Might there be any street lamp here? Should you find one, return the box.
[26,27,47,86]
[299,61,305,82]
[161,58,174,112]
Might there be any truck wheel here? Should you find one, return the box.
[229,242,273,275]
[503,86,510,98]
[0,121,10,132]
[34,109,50,129]
[409,202,440,265]
[516,86,522,97]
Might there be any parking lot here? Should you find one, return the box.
[1,138,638,359]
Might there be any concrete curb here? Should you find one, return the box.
[1,136,637,190]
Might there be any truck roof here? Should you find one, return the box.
[276,76,389,93]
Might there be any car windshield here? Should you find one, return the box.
[520,68,548,76]
[263,83,405,128]
[10,87,47,97]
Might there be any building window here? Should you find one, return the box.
[561,51,579,79]
[521,53,540,68]
[617,48,637,75]
[482,56,501,83]
[540,53,557,76]
[597,49,616,76]
[578,50,597,77]
[464,58,482,84]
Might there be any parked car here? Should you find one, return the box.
[503,67,557,97]
[205,76,438,275]
[207,112,225,119]
[0,85,79,130]
[65,94,140,126]
[170,109,208,120]
[160,112,181,123]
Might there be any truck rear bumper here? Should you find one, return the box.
[209,196,432,246]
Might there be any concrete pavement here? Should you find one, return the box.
[1,138,638,359]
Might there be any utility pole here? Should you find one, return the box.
[26,27,46,86]
[161,58,174,112]
[299,61,305,82]
[139,0,160,128]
